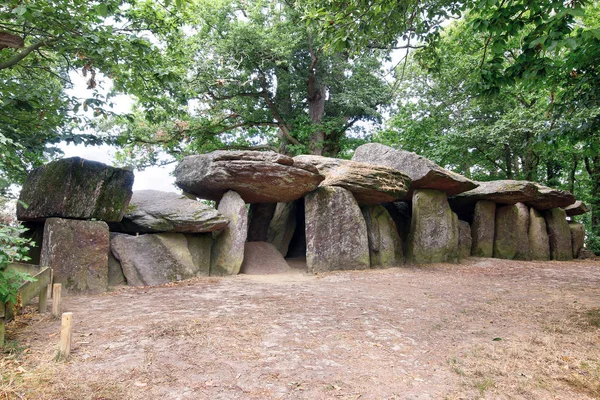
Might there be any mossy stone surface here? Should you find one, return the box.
[111,233,200,286]
[17,157,133,222]
[529,208,550,260]
[493,205,518,259]
[40,218,109,293]
[471,201,496,257]
[458,220,472,260]
[113,190,228,234]
[514,203,531,260]
[569,222,585,258]
[210,191,248,276]
[362,205,403,268]
[407,189,459,264]
[266,201,297,257]
[305,187,370,273]
[186,233,212,276]
[544,208,572,261]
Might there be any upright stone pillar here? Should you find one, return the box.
[40,218,109,293]
[544,208,573,261]
[305,187,369,273]
[471,201,496,257]
[494,204,519,259]
[362,205,404,268]
[407,189,459,264]
[210,191,248,276]
[529,208,550,260]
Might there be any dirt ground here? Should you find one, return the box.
[2,258,600,399]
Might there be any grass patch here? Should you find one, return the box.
[586,308,600,328]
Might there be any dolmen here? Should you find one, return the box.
[17,145,591,292]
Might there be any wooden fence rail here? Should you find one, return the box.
[1,264,52,346]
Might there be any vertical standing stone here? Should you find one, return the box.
[107,237,126,286]
[544,208,573,261]
[40,218,109,293]
[266,201,298,257]
[407,189,459,264]
[569,222,585,259]
[514,203,531,260]
[210,191,248,276]
[494,204,519,259]
[305,187,370,273]
[362,205,403,268]
[458,220,472,260]
[185,233,212,276]
[529,208,550,260]
[471,201,496,257]
[247,203,277,242]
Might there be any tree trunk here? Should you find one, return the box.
[546,159,561,188]
[308,72,325,155]
[503,143,513,179]
[522,131,538,181]
[275,66,293,155]
[568,155,578,194]
[585,156,600,254]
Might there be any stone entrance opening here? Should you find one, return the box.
[284,199,307,270]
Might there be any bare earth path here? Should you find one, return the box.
[3,258,600,399]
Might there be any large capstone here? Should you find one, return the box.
[113,190,229,234]
[266,202,297,257]
[529,208,550,260]
[111,233,206,286]
[174,151,324,203]
[352,143,477,197]
[544,208,572,261]
[458,220,472,260]
[493,204,519,259]
[471,201,496,257]
[569,222,585,259]
[563,200,590,217]
[514,203,531,260]
[451,180,575,211]
[361,205,404,268]
[407,189,459,264]
[17,157,134,222]
[305,186,370,273]
[40,218,109,293]
[210,191,248,276]
[294,155,410,204]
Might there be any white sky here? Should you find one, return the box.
[62,71,178,193]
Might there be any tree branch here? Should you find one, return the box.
[217,144,277,152]
[0,38,57,70]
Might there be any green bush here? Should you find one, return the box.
[0,223,35,305]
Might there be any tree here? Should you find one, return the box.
[379,8,600,252]
[109,0,394,163]
[0,0,185,191]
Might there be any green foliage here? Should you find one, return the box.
[0,223,34,306]
[380,6,600,252]
[107,0,393,161]
[0,0,186,188]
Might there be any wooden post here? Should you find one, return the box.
[0,302,5,347]
[0,317,4,347]
[47,269,53,301]
[52,284,62,318]
[38,285,48,313]
[57,312,73,361]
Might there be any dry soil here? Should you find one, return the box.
[2,258,600,399]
